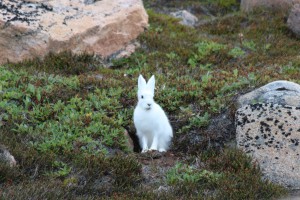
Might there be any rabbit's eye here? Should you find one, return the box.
[141,95,144,99]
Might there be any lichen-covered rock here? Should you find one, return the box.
[0,145,16,167]
[287,4,300,37]
[236,103,300,189]
[241,0,300,12]
[170,10,198,27]
[0,0,148,64]
[237,80,300,108]
[236,80,300,188]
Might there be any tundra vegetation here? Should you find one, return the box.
[1,0,299,199]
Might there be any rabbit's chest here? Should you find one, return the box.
[137,116,158,131]
[134,103,166,134]
[135,112,160,131]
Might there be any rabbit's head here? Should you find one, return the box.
[137,75,155,111]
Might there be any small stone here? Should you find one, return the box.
[287,4,300,38]
[170,10,198,27]
[154,185,172,194]
[0,145,17,167]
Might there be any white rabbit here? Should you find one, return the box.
[133,75,173,153]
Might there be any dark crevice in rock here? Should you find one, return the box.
[84,0,102,5]
[84,0,95,5]
[276,87,289,91]
[40,3,53,12]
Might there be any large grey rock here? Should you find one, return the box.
[237,80,300,108]
[170,10,198,27]
[287,4,300,37]
[0,0,148,64]
[241,0,300,12]
[0,145,16,167]
[236,103,300,189]
[236,81,300,188]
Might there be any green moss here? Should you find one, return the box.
[201,10,299,67]
[228,47,246,58]
[0,163,21,183]
[143,0,240,15]
[110,154,142,187]
[164,149,286,199]
[203,149,287,199]
[5,51,102,76]
[166,162,222,197]
[217,0,239,8]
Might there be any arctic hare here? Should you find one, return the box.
[133,75,173,152]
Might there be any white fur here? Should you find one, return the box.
[133,75,173,152]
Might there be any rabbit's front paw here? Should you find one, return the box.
[141,148,149,153]
[149,148,158,152]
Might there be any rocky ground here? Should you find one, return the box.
[0,0,299,199]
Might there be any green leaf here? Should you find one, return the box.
[36,90,41,102]
[27,83,35,94]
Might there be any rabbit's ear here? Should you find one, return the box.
[147,75,155,94]
[138,75,147,89]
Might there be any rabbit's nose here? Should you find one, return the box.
[147,103,151,106]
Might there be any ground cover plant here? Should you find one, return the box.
[1,0,299,199]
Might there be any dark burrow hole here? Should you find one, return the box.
[126,108,237,154]
[127,129,141,153]
[276,87,288,91]
[126,117,181,153]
